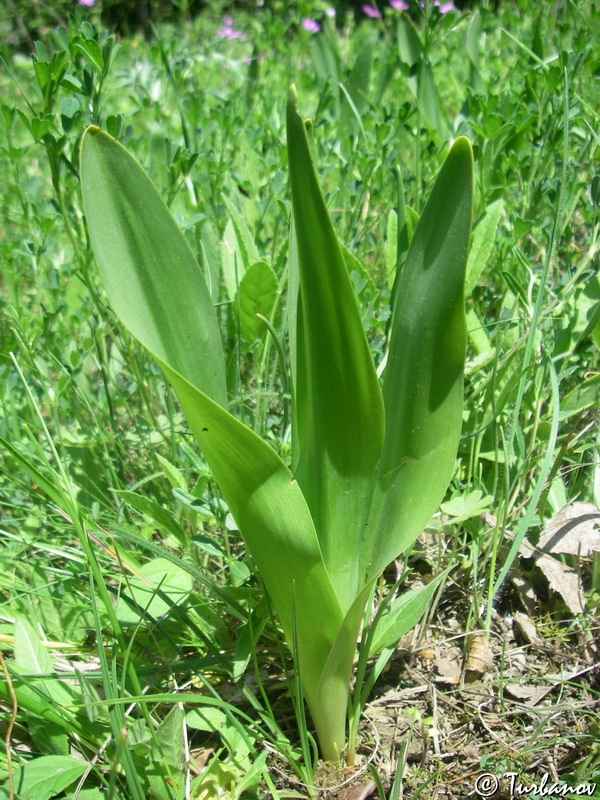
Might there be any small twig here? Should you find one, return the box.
[0,650,18,800]
[430,686,441,757]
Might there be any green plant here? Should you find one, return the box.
[79,87,473,762]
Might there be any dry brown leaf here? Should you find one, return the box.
[458,742,481,759]
[513,611,540,644]
[504,670,582,707]
[490,502,589,614]
[520,539,585,614]
[434,649,462,684]
[509,563,538,615]
[337,781,377,800]
[503,682,545,703]
[464,633,493,675]
[538,501,600,556]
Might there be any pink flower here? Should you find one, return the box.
[361,3,381,17]
[217,23,247,40]
[390,0,409,8]
[222,15,233,25]
[301,17,321,32]
[77,0,95,6]
[430,0,456,10]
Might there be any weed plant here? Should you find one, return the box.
[0,1,599,798]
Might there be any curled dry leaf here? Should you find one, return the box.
[464,633,493,676]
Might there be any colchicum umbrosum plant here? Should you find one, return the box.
[80,88,473,762]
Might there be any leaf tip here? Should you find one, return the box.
[450,135,474,163]
[81,125,113,164]
[82,124,103,141]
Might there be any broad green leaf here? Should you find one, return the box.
[81,127,344,741]
[116,557,192,623]
[405,206,419,243]
[80,126,227,409]
[146,765,184,800]
[186,706,231,732]
[560,375,600,420]
[28,718,69,757]
[232,606,267,681]
[222,194,260,270]
[237,260,277,342]
[388,170,410,290]
[187,706,251,766]
[339,35,374,138]
[0,677,101,740]
[345,35,374,115]
[386,209,398,281]
[310,25,341,90]
[156,453,188,491]
[14,616,52,675]
[397,16,422,68]
[396,18,444,138]
[74,38,104,72]
[115,490,186,545]
[592,317,600,352]
[8,755,87,800]
[341,244,376,294]
[28,677,80,714]
[200,219,221,301]
[369,571,449,654]
[220,217,246,301]
[12,624,80,727]
[441,489,493,523]
[157,358,343,702]
[418,61,445,139]
[466,9,481,66]
[153,705,184,769]
[572,275,600,348]
[466,10,486,94]
[287,214,308,475]
[0,436,69,511]
[287,89,385,612]
[465,198,503,297]
[78,790,106,800]
[363,136,473,581]
[312,583,374,760]
[466,304,491,355]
